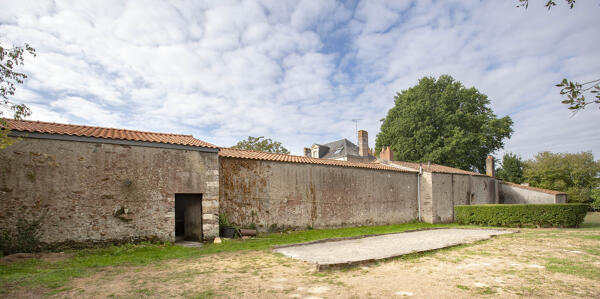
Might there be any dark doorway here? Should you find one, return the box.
[175,194,203,241]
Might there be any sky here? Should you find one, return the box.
[1,0,599,160]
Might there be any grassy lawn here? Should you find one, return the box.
[2,213,598,297]
[0,222,451,291]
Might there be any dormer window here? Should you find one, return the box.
[311,146,319,158]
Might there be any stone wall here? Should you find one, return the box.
[499,183,566,204]
[470,176,497,205]
[0,137,219,247]
[219,158,418,231]
[423,173,497,223]
[419,172,434,223]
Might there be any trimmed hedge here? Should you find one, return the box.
[454,204,589,228]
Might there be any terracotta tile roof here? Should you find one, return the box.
[500,181,566,195]
[384,160,487,176]
[3,119,217,149]
[219,147,417,173]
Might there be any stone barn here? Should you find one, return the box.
[0,119,219,248]
[1,119,568,249]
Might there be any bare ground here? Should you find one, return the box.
[6,228,600,298]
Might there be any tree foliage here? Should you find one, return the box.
[496,152,525,184]
[232,136,290,154]
[524,151,600,203]
[591,188,600,211]
[1,42,36,148]
[556,78,600,111]
[375,75,513,172]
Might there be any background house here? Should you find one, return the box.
[303,130,375,162]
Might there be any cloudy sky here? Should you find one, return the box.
[1,0,598,159]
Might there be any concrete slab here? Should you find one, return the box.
[273,228,513,270]
[175,241,204,248]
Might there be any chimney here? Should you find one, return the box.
[303,147,311,157]
[486,155,495,177]
[380,146,394,161]
[358,130,368,157]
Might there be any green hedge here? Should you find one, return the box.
[454,204,589,228]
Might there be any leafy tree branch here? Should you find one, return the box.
[517,0,600,112]
[0,42,36,148]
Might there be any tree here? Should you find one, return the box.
[517,0,600,112]
[591,188,600,211]
[232,136,290,154]
[1,43,36,148]
[496,152,525,184]
[523,151,600,203]
[375,75,513,172]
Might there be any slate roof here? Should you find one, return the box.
[500,181,566,195]
[311,138,375,160]
[3,119,218,149]
[385,160,488,177]
[317,138,359,159]
[219,147,416,173]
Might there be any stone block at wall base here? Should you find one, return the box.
[202,223,219,240]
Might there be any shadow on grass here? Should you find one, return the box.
[581,212,600,229]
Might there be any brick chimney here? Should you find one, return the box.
[303,147,311,157]
[358,130,368,157]
[380,146,394,161]
[486,155,495,177]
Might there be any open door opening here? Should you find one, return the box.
[175,194,203,242]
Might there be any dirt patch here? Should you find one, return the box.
[4,228,599,298]
[0,252,72,265]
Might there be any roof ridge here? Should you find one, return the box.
[5,118,194,137]
[219,147,417,173]
[4,118,217,149]
[501,181,566,195]
[220,147,304,157]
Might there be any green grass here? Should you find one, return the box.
[3,212,598,295]
[545,257,600,280]
[0,222,448,292]
[581,212,600,229]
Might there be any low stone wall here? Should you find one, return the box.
[219,158,419,231]
[499,183,566,204]
[0,137,219,246]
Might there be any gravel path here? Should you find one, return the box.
[274,228,512,267]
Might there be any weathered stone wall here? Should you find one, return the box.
[0,137,219,246]
[499,183,565,204]
[425,173,497,223]
[419,172,433,223]
[470,176,497,205]
[220,158,418,231]
[431,173,454,223]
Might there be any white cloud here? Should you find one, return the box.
[0,0,598,160]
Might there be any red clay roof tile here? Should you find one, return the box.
[3,119,217,149]
[219,147,417,173]
[385,160,487,176]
